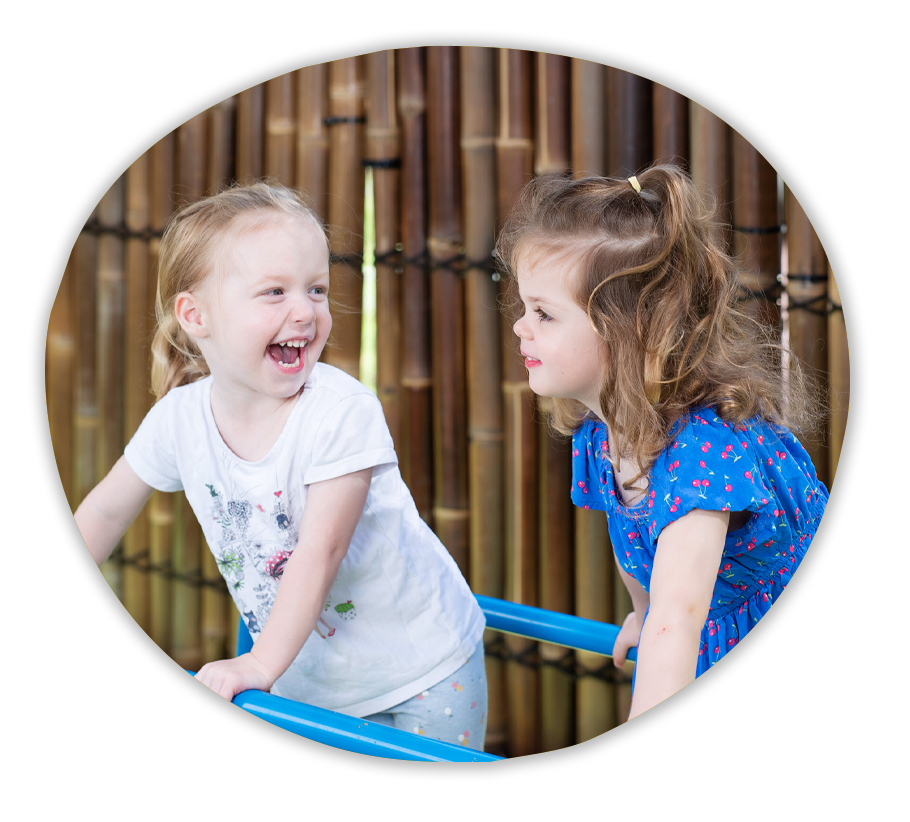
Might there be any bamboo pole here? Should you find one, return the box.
[208,96,236,194]
[534,52,571,176]
[296,63,330,221]
[571,59,607,177]
[266,72,296,186]
[171,112,207,670]
[689,101,733,252]
[497,46,540,757]
[147,131,179,659]
[96,175,132,610]
[48,246,76,507]
[537,398,575,752]
[177,112,208,205]
[568,54,615,747]
[574,508,616,740]
[73,213,99,524]
[123,151,164,646]
[426,46,469,577]
[366,50,403,448]
[171,494,202,669]
[652,82,689,168]
[533,52,575,751]
[236,84,265,183]
[827,263,849,484]
[784,186,830,485]
[732,133,781,333]
[325,56,366,378]
[460,45,506,756]
[397,47,434,523]
[606,67,653,176]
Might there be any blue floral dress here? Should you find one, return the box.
[571,407,828,677]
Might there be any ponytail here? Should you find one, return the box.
[149,309,210,400]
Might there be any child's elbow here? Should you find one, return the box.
[647,601,709,637]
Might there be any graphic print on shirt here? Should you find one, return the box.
[204,480,300,636]
[313,601,337,639]
[312,597,356,638]
[207,484,246,594]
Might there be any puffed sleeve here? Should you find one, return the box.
[570,418,609,511]
[123,393,183,492]
[649,410,786,543]
[302,390,399,485]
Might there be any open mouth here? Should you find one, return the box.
[268,340,307,369]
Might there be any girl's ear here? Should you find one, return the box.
[174,291,210,339]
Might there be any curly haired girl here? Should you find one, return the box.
[499,164,828,719]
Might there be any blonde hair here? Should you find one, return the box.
[497,164,820,485]
[150,182,325,399]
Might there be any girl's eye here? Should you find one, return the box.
[310,285,328,297]
[264,287,284,296]
[535,307,552,322]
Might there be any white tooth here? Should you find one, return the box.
[277,355,301,369]
[279,342,286,347]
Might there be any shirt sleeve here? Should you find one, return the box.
[570,419,609,511]
[303,390,399,485]
[649,410,781,542]
[123,394,183,492]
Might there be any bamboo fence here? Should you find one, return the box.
[47,48,848,758]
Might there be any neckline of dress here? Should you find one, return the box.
[591,420,651,515]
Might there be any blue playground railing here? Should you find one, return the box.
[191,595,636,762]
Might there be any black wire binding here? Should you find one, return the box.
[734,225,782,235]
[81,219,164,241]
[109,547,229,593]
[483,634,633,684]
[323,116,366,126]
[362,158,402,169]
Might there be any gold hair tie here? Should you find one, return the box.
[628,175,642,193]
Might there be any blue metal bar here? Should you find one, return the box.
[224,595,633,760]
[237,596,635,661]
[475,595,637,662]
[186,671,502,760]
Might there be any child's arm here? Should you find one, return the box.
[611,553,650,667]
[74,456,155,566]
[627,508,728,720]
[193,467,373,701]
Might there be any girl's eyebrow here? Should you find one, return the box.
[524,294,563,307]
[252,269,330,283]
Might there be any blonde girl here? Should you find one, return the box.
[498,165,828,719]
[75,183,487,746]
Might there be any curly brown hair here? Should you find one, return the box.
[496,164,819,486]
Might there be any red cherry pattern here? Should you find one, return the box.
[569,405,828,681]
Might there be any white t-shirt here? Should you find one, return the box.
[124,363,485,716]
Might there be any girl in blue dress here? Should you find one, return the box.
[497,165,829,719]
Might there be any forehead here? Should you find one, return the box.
[223,210,325,250]
[515,241,585,298]
[213,211,327,274]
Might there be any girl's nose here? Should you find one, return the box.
[513,314,531,339]
[292,296,317,324]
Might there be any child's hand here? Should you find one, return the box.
[194,653,275,701]
[612,611,643,667]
